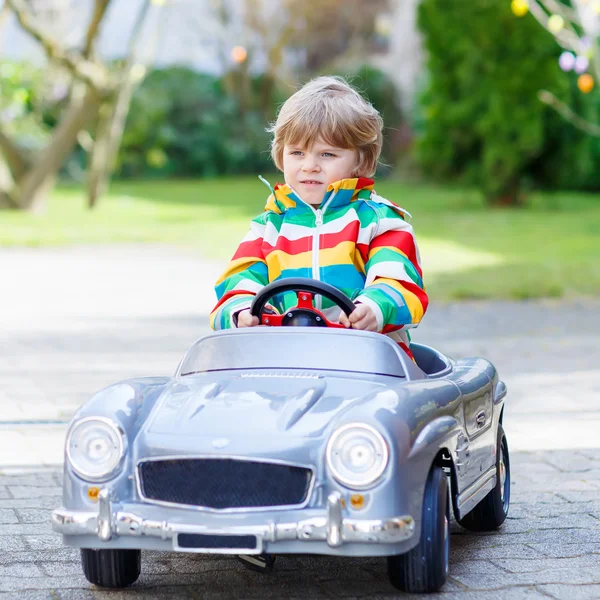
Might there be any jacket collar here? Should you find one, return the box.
[262,177,375,214]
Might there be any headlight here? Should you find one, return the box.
[326,423,389,489]
[66,417,125,481]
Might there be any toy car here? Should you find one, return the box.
[52,278,510,594]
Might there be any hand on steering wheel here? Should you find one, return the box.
[338,303,378,331]
[248,278,356,328]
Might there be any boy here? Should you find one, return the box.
[210,76,428,359]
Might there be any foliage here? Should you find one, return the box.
[0,61,64,150]
[0,60,88,184]
[533,57,600,191]
[117,67,275,178]
[416,0,594,203]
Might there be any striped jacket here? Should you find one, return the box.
[210,177,428,351]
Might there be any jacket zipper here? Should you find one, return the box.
[312,209,322,280]
[290,189,337,310]
[312,209,323,309]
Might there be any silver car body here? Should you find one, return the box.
[53,328,507,557]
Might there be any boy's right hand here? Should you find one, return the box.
[236,309,260,328]
[236,305,278,327]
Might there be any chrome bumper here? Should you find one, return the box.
[52,490,414,553]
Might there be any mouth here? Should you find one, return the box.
[300,180,323,185]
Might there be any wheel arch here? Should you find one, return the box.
[433,447,458,519]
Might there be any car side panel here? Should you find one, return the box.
[448,358,502,518]
[358,378,462,549]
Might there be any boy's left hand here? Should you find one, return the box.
[339,303,378,331]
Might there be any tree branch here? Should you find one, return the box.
[5,0,111,92]
[529,0,580,51]
[538,0,580,24]
[86,0,154,208]
[0,156,19,208]
[83,0,112,58]
[18,87,101,211]
[538,90,600,137]
[124,0,152,64]
[0,128,28,178]
[0,1,11,33]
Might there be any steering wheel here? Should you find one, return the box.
[249,278,356,328]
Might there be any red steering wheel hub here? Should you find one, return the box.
[260,291,346,328]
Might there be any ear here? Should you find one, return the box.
[351,150,364,177]
[271,142,285,172]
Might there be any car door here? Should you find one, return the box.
[451,363,494,489]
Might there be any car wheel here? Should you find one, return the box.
[387,465,449,593]
[458,424,510,531]
[81,548,141,588]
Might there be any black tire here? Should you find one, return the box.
[81,548,141,588]
[458,424,510,531]
[387,465,449,593]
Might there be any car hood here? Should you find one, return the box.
[142,372,390,440]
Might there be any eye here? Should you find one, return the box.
[289,150,303,156]
[322,152,337,158]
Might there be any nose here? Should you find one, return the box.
[301,154,320,173]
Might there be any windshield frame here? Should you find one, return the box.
[177,328,417,380]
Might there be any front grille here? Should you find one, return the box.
[138,458,313,509]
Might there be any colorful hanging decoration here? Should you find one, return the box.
[548,14,565,34]
[578,74,594,93]
[559,51,576,72]
[511,0,529,17]
[574,55,590,74]
[231,46,248,64]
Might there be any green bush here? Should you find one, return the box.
[416,0,600,202]
[118,68,275,178]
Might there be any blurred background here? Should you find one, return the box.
[0,0,598,300]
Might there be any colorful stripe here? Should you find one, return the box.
[209,177,428,349]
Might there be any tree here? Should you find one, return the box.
[206,0,390,120]
[86,0,153,209]
[284,0,390,76]
[0,0,155,212]
[512,0,600,136]
[0,0,112,211]
[417,0,571,205]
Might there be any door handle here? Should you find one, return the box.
[476,410,486,428]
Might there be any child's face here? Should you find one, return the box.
[282,139,360,206]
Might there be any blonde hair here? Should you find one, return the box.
[268,76,383,177]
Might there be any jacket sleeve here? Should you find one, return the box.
[354,203,428,333]
[210,213,271,330]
